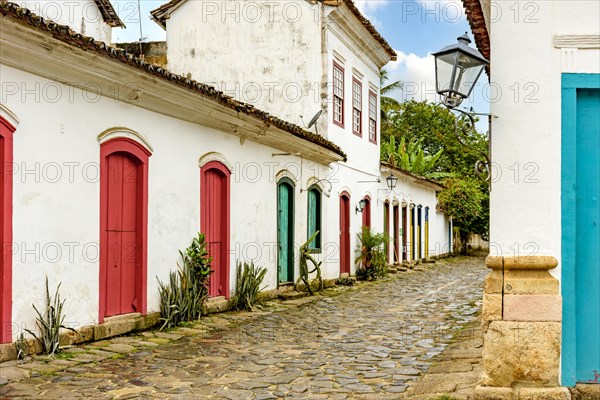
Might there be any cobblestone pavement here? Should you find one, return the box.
[0,256,487,399]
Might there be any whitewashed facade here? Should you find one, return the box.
[464,0,600,396]
[0,0,451,354]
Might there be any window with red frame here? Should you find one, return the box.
[352,79,362,136]
[333,64,344,126]
[369,91,377,143]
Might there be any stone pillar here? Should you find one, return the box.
[475,256,571,400]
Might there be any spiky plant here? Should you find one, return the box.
[24,277,78,356]
[232,261,267,311]
[158,233,212,330]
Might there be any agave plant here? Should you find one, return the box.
[157,233,212,330]
[232,261,267,311]
[24,277,78,356]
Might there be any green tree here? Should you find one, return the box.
[379,69,402,125]
[436,178,488,254]
[381,136,445,178]
[380,99,490,250]
[381,100,487,177]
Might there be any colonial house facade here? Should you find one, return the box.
[463,0,600,397]
[0,0,452,357]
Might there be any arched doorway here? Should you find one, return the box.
[383,201,389,263]
[362,195,371,229]
[339,192,351,275]
[201,161,231,298]
[393,203,399,263]
[100,138,150,321]
[277,178,295,284]
[0,116,15,343]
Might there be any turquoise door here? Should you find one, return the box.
[277,180,294,284]
[562,74,600,386]
[574,88,600,383]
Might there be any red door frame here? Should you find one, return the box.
[362,195,371,229]
[339,192,351,275]
[393,204,399,263]
[200,161,231,298]
[383,201,389,263]
[1,117,15,343]
[99,138,150,324]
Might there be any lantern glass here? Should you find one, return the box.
[386,175,398,190]
[433,33,488,108]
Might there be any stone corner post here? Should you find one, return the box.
[475,256,571,400]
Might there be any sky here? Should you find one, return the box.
[110,0,489,128]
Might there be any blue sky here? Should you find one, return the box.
[110,0,489,127]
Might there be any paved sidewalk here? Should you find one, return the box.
[403,316,483,399]
[0,256,487,399]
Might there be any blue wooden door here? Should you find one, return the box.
[575,88,600,383]
[277,180,294,284]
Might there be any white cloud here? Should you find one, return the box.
[352,0,390,26]
[383,50,438,103]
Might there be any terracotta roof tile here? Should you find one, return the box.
[0,1,346,161]
[94,0,125,28]
[461,0,490,74]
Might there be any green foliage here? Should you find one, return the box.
[436,178,489,253]
[355,227,388,281]
[15,333,28,360]
[381,99,490,240]
[382,136,447,178]
[157,233,212,330]
[296,231,324,295]
[380,68,402,123]
[24,277,78,356]
[232,261,267,311]
[336,276,356,286]
[381,100,488,177]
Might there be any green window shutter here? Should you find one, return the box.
[308,188,321,249]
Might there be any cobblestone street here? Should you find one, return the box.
[0,257,487,399]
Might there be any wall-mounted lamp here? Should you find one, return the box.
[356,199,367,214]
[386,174,398,191]
[433,32,496,184]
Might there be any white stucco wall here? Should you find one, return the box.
[18,1,113,43]
[2,62,450,340]
[326,27,382,177]
[489,0,600,280]
[164,0,323,128]
[1,64,336,337]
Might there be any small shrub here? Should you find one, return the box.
[157,233,212,330]
[14,333,28,359]
[24,277,78,356]
[336,276,355,286]
[355,226,388,280]
[232,261,267,311]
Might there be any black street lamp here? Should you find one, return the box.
[386,174,398,191]
[432,33,488,109]
[433,32,495,184]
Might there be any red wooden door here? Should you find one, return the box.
[339,192,351,275]
[105,153,140,317]
[201,162,230,298]
[0,117,15,343]
[393,204,399,263]
[402,206,408,261]
[99,138,149,323]
[362,196,371,229]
